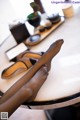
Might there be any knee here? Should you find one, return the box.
[19,86,33,99]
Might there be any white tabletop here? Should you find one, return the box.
[0,7,80,109]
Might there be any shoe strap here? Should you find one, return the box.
[19,57,36,68]
[23,51,42,59]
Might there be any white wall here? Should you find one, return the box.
[0,0,17,45]
[10,0,33,19]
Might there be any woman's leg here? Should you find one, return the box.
[0,65,49,117]
[0,39,64,104]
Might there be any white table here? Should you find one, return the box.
[0,7,80,110]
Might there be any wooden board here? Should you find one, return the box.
[24,17,65,46]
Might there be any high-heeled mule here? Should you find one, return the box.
[1,57,38,79]
[1,51,44,79]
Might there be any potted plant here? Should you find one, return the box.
[27,2,41,27]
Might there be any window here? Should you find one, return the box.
[0,0,34,45]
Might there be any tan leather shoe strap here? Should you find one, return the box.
[19,57,35,68]
[23,51,43,59]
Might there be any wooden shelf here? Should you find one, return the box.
[24,17,65,46]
